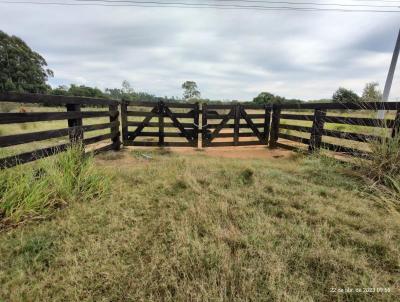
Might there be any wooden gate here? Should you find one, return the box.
[202,104,271,147]
[121,100,199,147]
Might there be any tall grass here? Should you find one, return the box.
[358,131,400,197]
[0,145,110,226]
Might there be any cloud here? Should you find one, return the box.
[0,2,399,100]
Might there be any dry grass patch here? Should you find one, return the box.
[0,151,399,301]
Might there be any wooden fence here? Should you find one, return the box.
[121,100,199,147]
[202,103,271,147]
[0,92,120,169]
[1,92,400,169]
[270,102,400,157]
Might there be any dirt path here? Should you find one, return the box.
[169,146,293,159]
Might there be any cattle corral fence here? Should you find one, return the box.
[1,92,400,169]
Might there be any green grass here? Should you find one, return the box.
[0,149,399,301]
[0,145,110,225]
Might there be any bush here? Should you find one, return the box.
[0,145,109,225]
[360,132,400,195]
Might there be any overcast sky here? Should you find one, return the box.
[1,1,399,101]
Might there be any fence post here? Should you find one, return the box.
[234,104,240,146]
[158,101,164,147]
[202,103,208,147]
[66,103,83,144]
[309,108,326,152]
[193,102,200,148]
[120,100,128,144]
[109,103,121,151]
[269,104,281,148]
[264,105,271,145]
[392,110,400,138]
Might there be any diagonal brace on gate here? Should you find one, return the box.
[240,106,268,144]
[163,106,195,143]
[128,105,159,140]
[208,108,235,142]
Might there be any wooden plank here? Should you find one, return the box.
[246,114,265,119]
[202,103,208,147]
[66,104,83,143]
[320,142,371,158]
[130,131,195,137]
[109,104,121,150]
[264,106,271,145]
[127,121,194,128]
[323,116,395,127]
[84,132,118,146]
[127,111,159,117]
[208,108,234,142]
[158,102,164,146]
[193,103,200,148]
[164,106,194,143]
[126,100,196,108]
[206,114,232,120]
[0,122,117,148]
[0,111,115,124]
[126,110,194,118]
[207,123,264,129]
[128,105,158,139]
[321,129,381,143]
[269,104,281,148]
[280,114,314,121]
[214,132,259,138]
[240,107,266,144]
[0,143,70,169]
[279,124,312,133]
[205,104,269,110]
[234,105,240,146]
[120,100,129,143]
[0,92,119,106]
[309,108,326,152]
[278,133,310,145]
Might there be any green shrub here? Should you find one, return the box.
[0,145,109,224]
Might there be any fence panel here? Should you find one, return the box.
[0,92,120,169]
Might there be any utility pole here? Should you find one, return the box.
[377,28,400,119]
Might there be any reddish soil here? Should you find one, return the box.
[128,145,293,159]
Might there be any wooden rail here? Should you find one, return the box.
[2,92,400,169]
[271,101,400,157]
[0,92,121,169]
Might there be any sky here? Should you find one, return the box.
[0,0,399,101]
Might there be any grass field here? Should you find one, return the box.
[1,149,399,301]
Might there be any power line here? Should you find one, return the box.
[78,0,400,8]
[1,0,400,12]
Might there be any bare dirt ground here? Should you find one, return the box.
[95,145,294,168]
[165,146,293,159]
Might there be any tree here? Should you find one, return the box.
[361,82,382,102]
[253,91,302,105]
[0,30,53,93]
[332,87,360,103]
[182,81,200,100]
[122,80,134,94]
